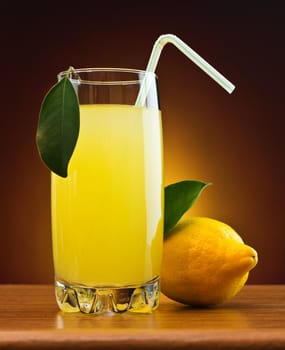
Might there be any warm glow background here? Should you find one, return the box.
[0,2,284,284]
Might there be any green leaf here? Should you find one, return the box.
[36,69,80,177]
[164,180,211,238]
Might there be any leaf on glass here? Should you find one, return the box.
[36,71,79,177]
[164,180,211,238]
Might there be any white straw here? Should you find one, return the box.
[135,34,235,106]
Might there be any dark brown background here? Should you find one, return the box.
[0,1,284,284]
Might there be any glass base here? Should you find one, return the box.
[55,276,160,314]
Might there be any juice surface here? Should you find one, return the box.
[51,104,163,286]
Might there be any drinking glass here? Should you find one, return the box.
[51,68,163,314]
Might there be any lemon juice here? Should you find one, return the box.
[51,104,163,288]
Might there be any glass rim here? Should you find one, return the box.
[57,67,157,86]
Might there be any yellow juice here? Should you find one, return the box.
[51,104,163,287]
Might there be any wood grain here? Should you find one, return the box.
[0,285,285,349]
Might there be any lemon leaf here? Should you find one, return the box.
[164,180,211,237]
[36,67,80,177]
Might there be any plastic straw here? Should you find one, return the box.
[135,34,235,106]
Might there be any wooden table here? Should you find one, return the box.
[0,285,284,349]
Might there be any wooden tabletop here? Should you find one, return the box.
[0,284,284,349]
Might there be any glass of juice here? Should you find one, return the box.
[51,68,163,314]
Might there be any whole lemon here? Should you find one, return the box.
[161,217,258,306]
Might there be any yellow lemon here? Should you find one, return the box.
[161,217,258,306]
